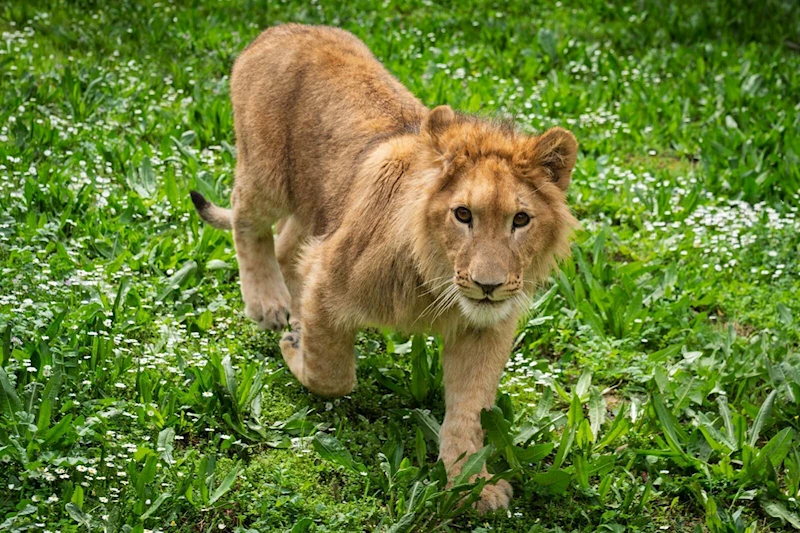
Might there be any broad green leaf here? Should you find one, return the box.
[552,416,575,469]
[37,398,52,433]
[208,464,241,505]
[65,503,92,527]
[716,395,735,447]
[157,427,175,465]
[71,485,84,508]
[777,303,794,326]
[156,260,197,301]
[651,392,690,461]
[533,468,571,495]
[515,442,554,464]
[574,454,589,490]
[387,512,416,533]
[1,324,10,366]
[760,498,800,530]
[43,414,73,445]
[141,492,171,520]
[313,433,365,473]
[536,387,554,419]
[589,388,606,439]
[128,156,156,199]
[409,335,429,403]
[290,517,314,533]
[412,409,440,444]
[414,427,427,466]
[481,406,514,450]
[648,344,682,363]
[220,355,238,406]
[136,455,158,495]
[576,419,594,450]
[695,412,735,452]
[0,367,23,416]
[756,427,795,470]
[575,371,592,399]
[453,445,493,485]
[748,390,777,447]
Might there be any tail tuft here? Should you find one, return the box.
[190,190,209,211]
[189,191,233,230]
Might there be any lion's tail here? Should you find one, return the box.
[190,191,232,230]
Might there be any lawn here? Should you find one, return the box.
[1,0,799,531]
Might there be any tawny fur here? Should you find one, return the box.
[191,23,579,513]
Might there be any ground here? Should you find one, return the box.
[1,0,799,531]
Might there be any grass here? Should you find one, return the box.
[1,0,799,531]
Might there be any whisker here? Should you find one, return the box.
[431,286,461,323]
[515,291,534,316]
[416,275,450,290]
[413,283,457,325]
[418,277,455,296]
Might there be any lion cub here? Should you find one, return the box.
[191,24,578,512]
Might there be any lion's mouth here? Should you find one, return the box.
[465,296,502,306]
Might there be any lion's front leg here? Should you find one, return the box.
[439,323,516,513]
[279,268,357,398]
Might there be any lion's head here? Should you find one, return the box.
[416,106,578,328]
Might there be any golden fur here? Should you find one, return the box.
[191,23,578,512]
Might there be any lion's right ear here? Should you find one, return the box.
[421,105,456,152]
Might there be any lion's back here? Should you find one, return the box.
[230,24,426,235]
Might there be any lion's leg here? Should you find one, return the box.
[275,216,306,331]
[231,164,291,331]
[279,272,356,397]
[439,322,516,513]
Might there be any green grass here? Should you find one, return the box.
[1,0,799,531]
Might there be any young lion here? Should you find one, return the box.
[191,24,578,512]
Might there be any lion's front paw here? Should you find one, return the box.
[474,479,513,514]
[244,293,290,331]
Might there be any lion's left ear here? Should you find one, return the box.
[421,105,456,153]
[517,127,578,191]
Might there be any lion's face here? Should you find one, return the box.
[420,107,578,328]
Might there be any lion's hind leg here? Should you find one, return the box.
[231,162,292,331]
[275,216,307,331]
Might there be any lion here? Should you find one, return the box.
[190,23,578,512]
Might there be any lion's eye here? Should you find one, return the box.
[454,207,472,224]
[513,212,530,228]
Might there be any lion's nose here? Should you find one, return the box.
[475,282,502,295]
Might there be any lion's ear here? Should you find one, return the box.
[421,105,456,151]
[519,127,578,191]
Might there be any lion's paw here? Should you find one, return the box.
[474,479,513,514]
[244,293,290,331]
[280,330,301,352]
